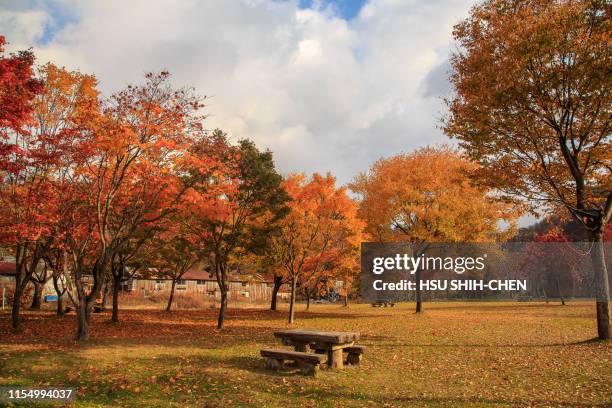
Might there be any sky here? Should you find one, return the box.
[0,0,475,186]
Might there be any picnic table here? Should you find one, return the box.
[274,329,360,369]
[371,299,395,307]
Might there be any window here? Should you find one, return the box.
[176,279,186,285]
[196,280,205,285]
[155,280,165,284]
[241,282,247,287]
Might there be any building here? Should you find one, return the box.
[0,261,16,290]
[0,259,292,305]
[128,267,291,303]
[1,261,57,308]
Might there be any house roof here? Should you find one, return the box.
[134,266,273,283]
[0,262,16,276]
[182,268,211,280]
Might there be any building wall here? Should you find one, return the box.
[130,279,290,303]
[0,275,14,289]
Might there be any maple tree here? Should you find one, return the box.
[56,71,207,340]
[444,0,611,338]
[0,36,42,143]
[270,173,363,323]
[299,219,362,310]
[0,36,43,330]
[1,59,94,331]
[183,130,288,328]
[350,146,516,312]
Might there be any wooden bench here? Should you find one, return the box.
[261,348,327,376]
[371,300,395,307]
[344,345,366,365]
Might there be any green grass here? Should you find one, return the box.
[1,301,611,407]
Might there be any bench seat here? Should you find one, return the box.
[261,348,327,376]
[344,344,366,365]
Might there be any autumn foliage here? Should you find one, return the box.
[351,146,516,244]
[445,0,611,339]
[0,0,609,348]
[270,173,363,323]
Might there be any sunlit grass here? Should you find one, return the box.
[1,301,610,407]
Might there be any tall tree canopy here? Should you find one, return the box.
[351,146,515,243]
[0,36,42,144]
[444,0,611,338]
[351,145,516,311]
[1,61,90,331]
[184,130,289,329]
[57,71,206,340]
[271,173,363,323]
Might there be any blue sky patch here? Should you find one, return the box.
[36,1,78,45]
[298,0,367,20]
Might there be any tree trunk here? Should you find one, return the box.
[415,269,423,313]
[306,292,311,311]
[270,275,282,311]
[76,299,90,341]
[555,275,565,306]
[592,230,610,340]
[343,292,348,307]
[112,273,121,322]
[101,282,109,309]
[214,256,229,329]
[217,289,227,329]
[30,281,43,310]
[166,279,177,312]
[56,295,64,317]
[11,281,23,332]
[53,275,65,317]
[288,276,297,324]
[11,244,44,331]
[73,255,107,341]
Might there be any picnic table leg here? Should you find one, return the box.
[329,348,344,369]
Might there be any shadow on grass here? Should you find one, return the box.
[292,310,376,320]
[359,334,608,348]
[225,355,307,377]
[3,340,610,408]
[417,302,587,312]
[279,387,611,408]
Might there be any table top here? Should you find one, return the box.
[274,329,360,344]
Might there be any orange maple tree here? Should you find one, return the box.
[0,35,44,331]
[270,173,363,323]
[444,0,611,338]
[182,130,288,329]
[1,60,94,331]
[350,145,516,312]
[57,72,207,340]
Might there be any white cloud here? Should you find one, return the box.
[0,0,474,185]
[0,8,50,44]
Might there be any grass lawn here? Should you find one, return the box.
[1,301,611,407]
